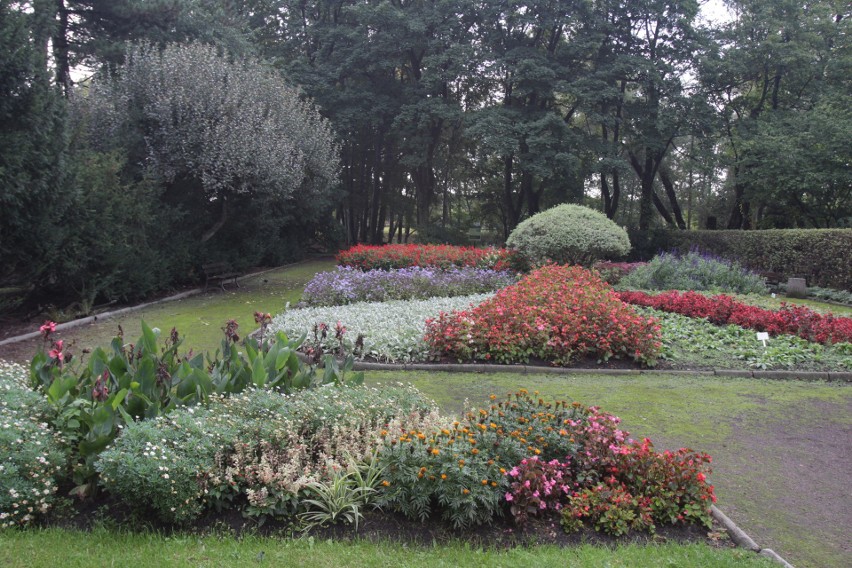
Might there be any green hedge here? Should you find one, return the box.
[627,229,852,291]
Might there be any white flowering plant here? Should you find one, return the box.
[96,384,444,525]
[0,361,67,528]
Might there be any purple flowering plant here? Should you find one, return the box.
[301,266,518,307]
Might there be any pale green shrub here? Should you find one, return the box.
[506,204,630,267]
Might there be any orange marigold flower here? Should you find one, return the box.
[431,448,440,455]
[441,474,447,480]
[381,480,390,487]
[481,479,488,485]
[462,488,470,495]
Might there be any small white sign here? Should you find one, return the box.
[771,293,776,299]
[756,332,769,347]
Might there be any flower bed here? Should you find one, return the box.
[425,265,661,366]
[337,244,517,271]
[269,293,494,362]
[619,249,767,295]
[378,390,715,532]
[618,290,852,345]
[301,266,517,306]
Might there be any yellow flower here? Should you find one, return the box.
[441,474,447,480]
[431,448,440,455]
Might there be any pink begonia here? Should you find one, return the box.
[505,493,514,502]
[539,501,547,510]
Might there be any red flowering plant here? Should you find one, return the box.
[618,290,852,345]
[337,243,519,271]
[425,265,661,366]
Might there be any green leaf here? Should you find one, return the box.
[252,356,268,387]
[111,388,129,410]
[140,320,157,353]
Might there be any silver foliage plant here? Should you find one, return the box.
[76,41,339,206]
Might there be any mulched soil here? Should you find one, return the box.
[44,494,734,551]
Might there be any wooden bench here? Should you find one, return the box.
[202,262,241,292]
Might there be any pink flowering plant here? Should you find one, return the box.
[504,456,573,524]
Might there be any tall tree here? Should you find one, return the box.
[76,42,340,244]
[0,0,69,304]
[704,0,851,228]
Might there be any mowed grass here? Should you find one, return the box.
[364,370,851,568]
[1,259,336,363]
[0,528,772,568]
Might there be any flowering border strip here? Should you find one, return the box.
[336,244,517,271]
[617,290,852,346]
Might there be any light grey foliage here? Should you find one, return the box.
[76,42,339,203]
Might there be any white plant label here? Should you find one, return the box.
[756,332,769,347]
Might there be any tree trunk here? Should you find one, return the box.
[658,168,686,229]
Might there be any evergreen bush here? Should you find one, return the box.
[506,204,630,267]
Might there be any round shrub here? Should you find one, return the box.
[506,204,631,267]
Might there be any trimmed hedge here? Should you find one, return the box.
[627,229,852,291]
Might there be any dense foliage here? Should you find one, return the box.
[301,266,517,306]
[337,244,517,272]
[620,250,767,295]
[97,384,438,525]
[629,229,852,291]
[3,1,850,314]
[425,265,661,366]
[27,317,363,495]
[506,204,631,267]
[619,290,852,346]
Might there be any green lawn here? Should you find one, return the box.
[4,259,336,363]
[0,528,772,568]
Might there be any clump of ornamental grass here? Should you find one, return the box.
[620,248,767,295]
